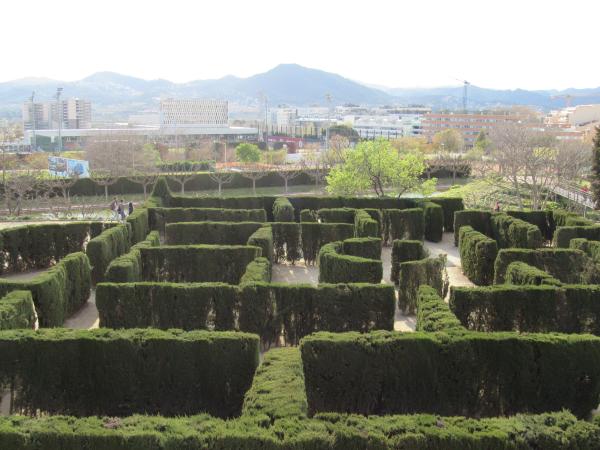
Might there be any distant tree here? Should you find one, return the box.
[276,163,302,193]
[161,161,203,194]
[474,130,491,153]
[235,143,261,163]
[391,136,433,154]
[301,150,329,189]
[591,127,600,208]
[432,129,464,153]
[329,124,360,142]
[239,163,269,195]
[208,171,234,196]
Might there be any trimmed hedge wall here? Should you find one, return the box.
[570,237,600,263]
[272,197,295,222]
[342,237,381,260]
[506,209,553,240]
[299,208,317,222]
[318,242,382,284]
[384,208,424,243]
[148,207,267,231]
[397,255,448,314]
[429,197,464,231]
[0,328,259,418]
[301,223,355,265]
[451,284,600,335]
[105,231,160,283]
[301,329,600,418]
[505,261,561,286]
[0,290,36,330]
[554,225,600,247]
[165,221,263,245]
[246,225,273,263]
[493,248,599,284]
[422,202,444,242]
[490,213,543,249]
[416,285,465,332]
[453,209,491,246]
[240,257,272,284]
[390,239,426,283]
[86,224,131,284]
[458,226,498,285]
[125,208,149,244]
[354,209,379,238]
[239,283,395,347]
[317,207,356,223]
[271,222,301,263]
[0,252,91,327]
[140,245,261,284]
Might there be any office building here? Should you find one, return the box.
[160,99,228,128]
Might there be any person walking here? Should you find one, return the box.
[109,197,118,220]
[117,199,126,221]
[128,201,134,216]
[493,201,501,212]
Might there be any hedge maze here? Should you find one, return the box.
[4,179,600,447]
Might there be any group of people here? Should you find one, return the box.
[109,197,134,221]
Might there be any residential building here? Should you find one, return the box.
[160,98,228,128]
[22,98,92,131]
[545,104,600,127]
[345,114,422,138]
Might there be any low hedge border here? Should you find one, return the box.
[86,224,131,284]
[0,290,36,330]
[318,241,382,284]
[505,261,561,286]
[105,231,160,283]
[272,197,295,222]
[165,221,263,245]
[458,226,498,285]
[390,239,427,284]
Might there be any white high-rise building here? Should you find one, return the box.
[160,99,228,128]
[22,98,91,130]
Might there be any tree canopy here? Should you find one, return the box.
[235,143,261,163]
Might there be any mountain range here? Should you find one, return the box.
[1,64,600,119]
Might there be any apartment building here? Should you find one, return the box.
[22,98,92,130]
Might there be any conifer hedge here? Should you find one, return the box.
[273,197,295,222]
[384,208,424,243]
[506,209,553,240]
[397,255,448,314]
[125,207,149,244]
[458,226,498,285]
[390,239,427,284]
[318,242,382,284]
[300,223,355,265]
[354,209,379,238]
[301,329,600,418]
[428,197,464,231]
[0,252,91,327]
[140,245,261,284]
[0,290,36,330]
[165,221,263,245]
[271,222,301,263]
[317,207,356,223]
[490,213,543,248]
[505,261,562,286]
[148,207,267,231]
[570,237,600,263]
[240,257,272,284]
[0,328,259,418]
[416,285,465,332]
[86,224,131,284]
[554,225,600,247]
[342,237,381,260]
[104,231,160,283]
[453,209,492,245]
[246,225,273,263]
[422,202,444,242]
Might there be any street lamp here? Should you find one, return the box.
[55,87,63,152]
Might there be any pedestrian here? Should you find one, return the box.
[493,201,501,212]
[117,199,126,221]
[128,201,134,216]
[109,197,118,220]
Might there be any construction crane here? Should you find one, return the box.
[454,78,471,112]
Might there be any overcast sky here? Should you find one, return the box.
[1,0,597,90]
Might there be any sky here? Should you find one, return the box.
[1,0,598,90]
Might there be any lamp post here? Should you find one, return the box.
[55,87,63,152]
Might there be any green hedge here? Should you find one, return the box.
[165,221,263,245]
[354,209,379,238]
[453,209,492,246]
[272,197,295,222]
[506,209,553,240]
[552,208,580,228]
[429,197,464,231]
[451,284,600,335]
[0,291,36,330]
[148,207,267,231]
[570,237,600,263]
[490,213,543,248]
[342,237,381,260]
[246,225,273,263]
[271,222,301,263]
[0,328,259,418]
[97,282,239,330]
[397,255,448,314]
[317,207,356,223]
[318,242,382,284]
[554,225,600,247]
[86,224,131,284]
[125,208,149,244]
[416,285,465,332]
[240,257,272,284]
[301,223,355,265]
[0,252,91,327]
[505,261,562,286]
[105,231,160,283]
[140,245,261,284]
[239,283,395,347]
[299,208,317,222]
[390,239,427,284]
[493,248,599,284]
[384,208,424,243]
[422,202,444,242]
[301,329,600,418]
[458,226,498,285]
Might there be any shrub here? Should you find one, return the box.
[384,208,424,243]
[86,224,131,284]
[490,213,543,248]
[299,209,317,222]
[505,261,561,286]
[97,282,239,330]
[416,285,465,332]
[458,226,498,285]
[149,207,267,231]
[552,208,579,227]
[300,223,355,265]
[126,208,149,244]
[390,240,427,284]
[318,242,382,284]
[453,209,491,246]
[397,255,448,314]
[140,245,261,284]
[0,291,36,330]
[506,209,553,240]
[165,221,263,245]
[554,225,600,247]
[0,252,91,327]
[247,226,273,263]
[317,207,356,223]
[301,329,600,418]
[239,283,395,347]
[342,237,381,260]
[422,202,444,242]
[240,257,272,284]
[273,197,295,222]
[0,328,259,418]
[428,197,464,231]
[271,222,302,263]
[105,231,160,283]
[570,237,600,263]
[354,209,379,238]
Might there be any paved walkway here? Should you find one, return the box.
[424,232,474,292]
[63,290,99,329]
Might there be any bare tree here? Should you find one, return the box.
[301,150,329,188]
[208,171,234,196]
[239,163,269,195]
[5,172,39,216]
[129,169,159,200]
[161,161,205,194]
[276,163,302,193]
